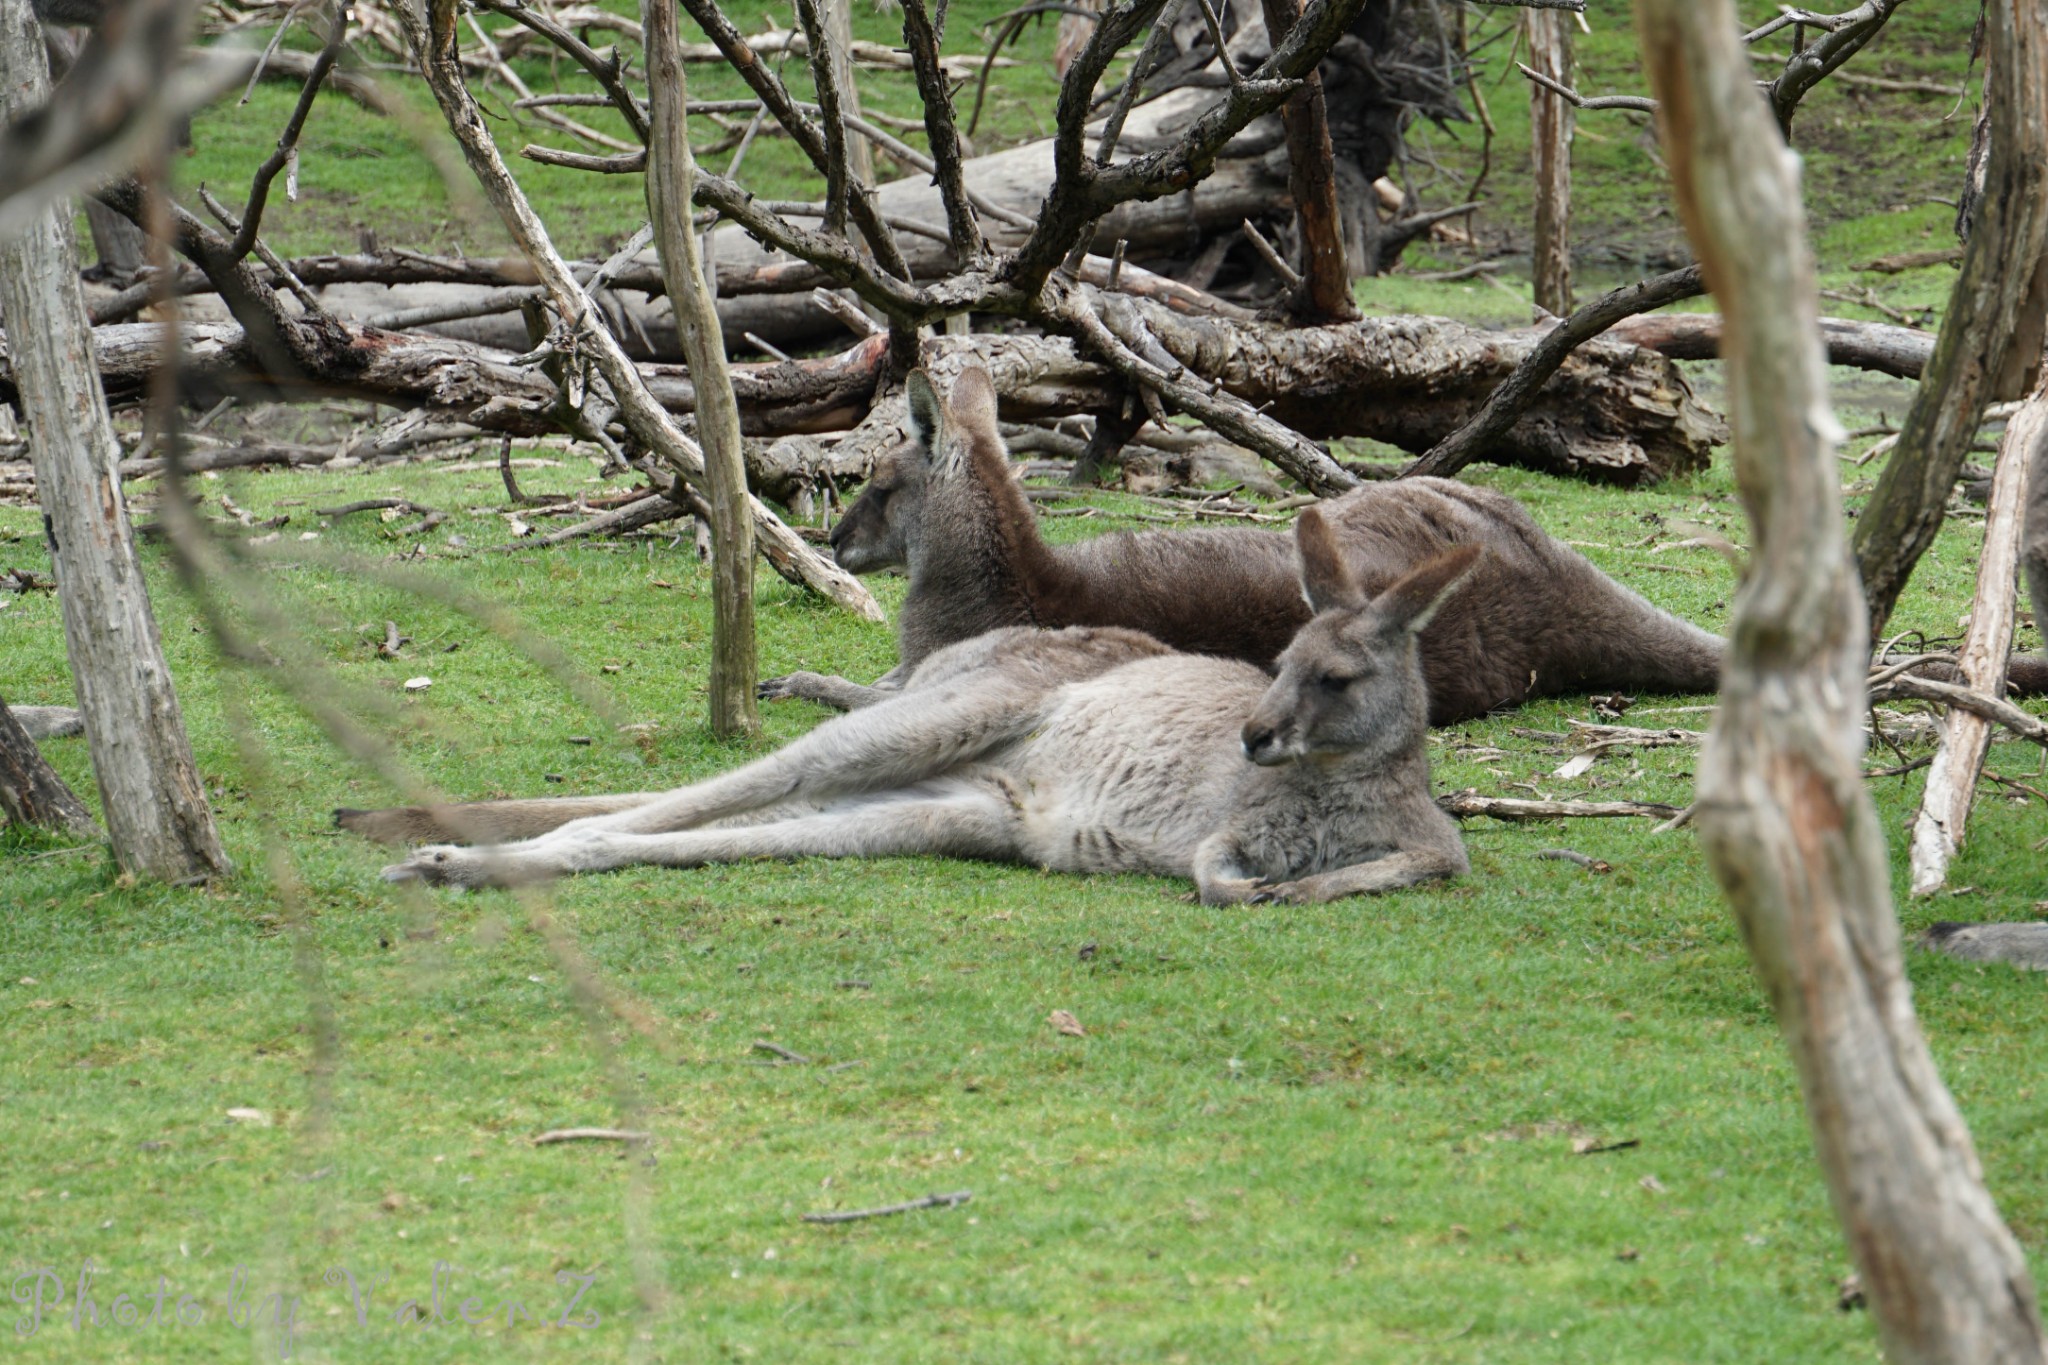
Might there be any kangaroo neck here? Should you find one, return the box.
[907,439,1070,626]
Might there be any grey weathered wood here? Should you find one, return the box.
[644,0,758,737]
[1850,0,2048,635]
[821,0,874,192]
[1639,2,2048,1361]
[0,694,99,839]
[1908,371,2042,894]
[2030,362,2048,640]
[9,705,83,740]
[394,0,882,624]
[0,0,227,881]
[1527,6,1574,315]
[1607,311,1936,379]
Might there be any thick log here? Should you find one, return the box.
[3,309,1724,485]
[1128,303,1725,483]
[1641,3,2048,1363]
[0,0,228,882]
[1907,375,2042,894]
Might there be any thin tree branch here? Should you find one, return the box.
[1402,265,1703,478]
[899,0,984,261]
[228,0,344,262]
[791,0,856,237]
[673,0,910,279]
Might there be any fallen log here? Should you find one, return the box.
[1,309,1726,486]
[1438,792,1687,822]
[1608,312,1936,379]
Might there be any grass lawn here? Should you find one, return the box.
[7,1,2047,1361]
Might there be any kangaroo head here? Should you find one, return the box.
[1241,509,1483,768]
[830,439,923,573]
[830,368,1005,574]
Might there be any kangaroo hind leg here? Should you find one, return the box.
[564,681,1049,840]
[384,776,1025,888]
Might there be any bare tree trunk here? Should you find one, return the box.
[821,0,874,192]
[1527,7,1574,316]
[1908,371,2042,895]
[1638,4,2048,1362]
[83,199,149,278]
[0,693,99,839]
[2031,378,2048,642]
[1260,0,1357,320]
[644,0,757,738]
[0,0,228,882]
[1851,0,2048,637]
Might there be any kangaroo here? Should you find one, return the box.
[766,367,1726,723]
[349,518,1477,906]
[765,368,1307,708]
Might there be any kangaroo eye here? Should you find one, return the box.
[1318,672,1354,692]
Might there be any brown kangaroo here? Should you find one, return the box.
[765,367,1725,724]
[348,522,1477,905]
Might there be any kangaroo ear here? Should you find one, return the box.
[1296,505,1367,613]
[905,371,941,458]
[1372,543,1484,636]
[948,367,1000,442]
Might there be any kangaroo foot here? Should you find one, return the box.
[757,672,832,703]
[381,844,558,889]
[756,670,881,710]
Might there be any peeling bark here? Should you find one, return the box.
[0,693,99,840]
[3,307,1726,486]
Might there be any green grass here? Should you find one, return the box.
[10,3,2045,1360]
[5,440,2047,1363]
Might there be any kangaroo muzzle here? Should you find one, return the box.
[1241,717,1292,766]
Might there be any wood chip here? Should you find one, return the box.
[1048,1009,1087,1037]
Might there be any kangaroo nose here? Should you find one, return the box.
[827,517,849,550]
[1241,719,1275,761]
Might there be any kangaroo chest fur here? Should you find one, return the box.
[999,656,1426,883]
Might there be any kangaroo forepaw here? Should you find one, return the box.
[381,844,546,889]
[1248,880,1302,905]
[756,673,808,702]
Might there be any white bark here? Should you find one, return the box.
[0,0,228,880]
[1908,372,2042,894]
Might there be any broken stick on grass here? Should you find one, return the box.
[1439,792,1686,822]
[532,1127,651,1145]
[801,1191,972,1224]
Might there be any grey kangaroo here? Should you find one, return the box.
[767,367,1725,724]
[347,517,1478,906]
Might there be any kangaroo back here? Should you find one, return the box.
[1317,478,1725,721]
